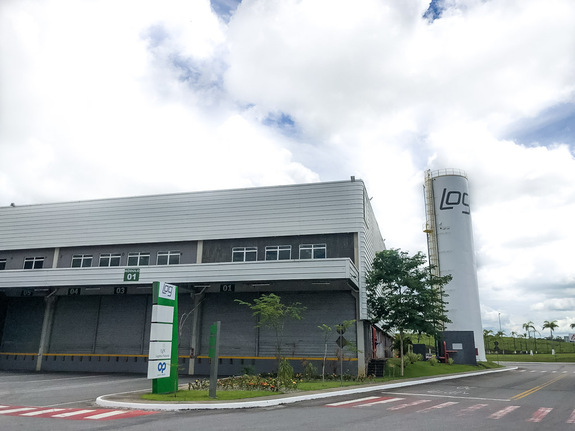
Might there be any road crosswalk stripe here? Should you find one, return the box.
[21,408,66,416]
[324,396,575,423]
[527,407,553,423]
[457,403,488,415]
[418,402,459,413]
[489,406,520,419]
[0,407,36,414]
[0,405,159,421]
[326,396,380,407]
[85,411,130,420]
[52,409,98,418]
[358,398,404,407]
[388,399,431,411]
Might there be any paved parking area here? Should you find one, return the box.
[0,371,151,408]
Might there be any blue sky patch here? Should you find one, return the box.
[263,112,298,136]
[210,0,242,23]
[506,103,575,152]
[423,0,445,22]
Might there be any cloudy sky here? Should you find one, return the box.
[1,0,574,338]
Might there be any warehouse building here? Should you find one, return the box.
[0,179,387,376]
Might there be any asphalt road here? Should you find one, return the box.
[1,362,574,430]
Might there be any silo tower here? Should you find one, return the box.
[423,169,486,362]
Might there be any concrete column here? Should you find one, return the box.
[52,247,60,268]
[356,321,366,377]
[36,293,57,371]
[350,289,366,376]
[187,290,205,375]
[196,240,203,264]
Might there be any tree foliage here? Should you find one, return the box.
[366,249,452,375]
[366,249,452,337]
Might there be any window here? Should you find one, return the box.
[232,247,257,262]
[265,245,291,261]
[299,244,326,259]
[127,252,150,266]
[0,259,6,270]
[99,253,121,267]
[71,254,93,268]
[157,251,180,265]
[23,256,44,269]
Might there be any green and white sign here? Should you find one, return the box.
[148,281,178,394]
[123,268,140,282]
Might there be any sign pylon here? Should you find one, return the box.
[147,281,179,394]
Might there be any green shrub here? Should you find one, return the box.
[241,365,256,376]
[278,359,294,386]
[428,356,438,366]
[302,361,317,381]
[447,357,454,365]
[406,352,422,364]
[386,357,401,376]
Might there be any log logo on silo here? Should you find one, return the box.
[439,188,470,215]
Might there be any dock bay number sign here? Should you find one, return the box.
[123,268,140,282]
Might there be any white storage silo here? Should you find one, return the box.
[423,169,486,362]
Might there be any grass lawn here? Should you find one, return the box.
[142,390,275,402]
[143,361,501,402]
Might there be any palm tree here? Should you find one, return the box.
[543,320,559,354]
[522,321,534,351]
[511,331,517,352]
[542,320,559,340]
[571,323,575,329]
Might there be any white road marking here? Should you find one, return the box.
[489,406,520,420]
[527,407,553,423]
[85,410,128,420]
[418,401,459,413]
[52,409,97,418]
[21,408,66,416]
[326,396,380,407]
[0,407,36,414]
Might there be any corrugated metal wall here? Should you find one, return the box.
[0,297,44,352]
[199,291,357,359]
[358,185,386,319]
[1,181,367,250]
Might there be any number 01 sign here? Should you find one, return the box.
[123,268,140,282]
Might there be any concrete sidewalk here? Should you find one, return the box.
[96,366,516,411]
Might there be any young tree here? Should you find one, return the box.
[317,324,332,381]
[366,249,452,376]
[235,293,306,369]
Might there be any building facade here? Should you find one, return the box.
[0,179,386,376]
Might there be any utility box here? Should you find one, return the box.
[441,331,477,365]
[413,344,427,360]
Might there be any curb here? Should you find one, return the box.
[96,366,517,411]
